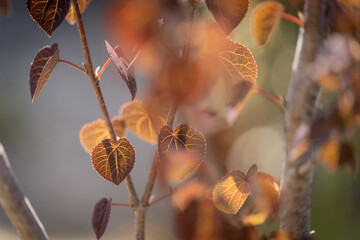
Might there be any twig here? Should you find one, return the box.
[252,86,285,111]
[149,190,174,206]
[111,203,131,207]
[59,59,86,72]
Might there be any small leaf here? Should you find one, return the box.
[92,198,111,239]
[158,124,206,180]
[205,0,249,35]
[0,0,10,15]
[29,43,60,102]
[213,165,257,214]
[242,212,268,226]
[120,100,166,144]
[65,0,91,25]
[91,138,135,185]
[27,0,71,36]
[105,40,137,100]
[79,118,126,154]
[251,1,284,46]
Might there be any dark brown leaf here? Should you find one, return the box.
[27,0,70,37]
[92,198,111,239]
[29,44,60,102]
[0,0,10,15]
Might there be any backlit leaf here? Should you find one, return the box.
[213,165,257,214]
[242,212,268,226]
[65,0,90,25]
[92,198,111,239]
[80,118,126,154]
[27,0,70,37]
[105,40,137,100]
[158,124,206,180]
[91,138,135,185]
[120,100,166,144]
[0,0,9,15]
[29,43,60,102]
[205,0,249,35]
[251,1,284,46]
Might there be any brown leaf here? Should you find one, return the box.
[29,44,60,102]
[205,0,249,35]
[65,0,91,25]
[27,0,70,36]
[172,179,206,211]
[92,198,111,239]
[251,1,284,46]
[0,0,10,15]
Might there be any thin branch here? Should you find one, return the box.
[111,203,131,207]
[182,0,196,61]
[281,12,305,27]
[97,57,112,79]
[149,191,173,206]
[0,142,48,240]
[59,59,86,72]
[252,86,285,111]
[71,0,139,205]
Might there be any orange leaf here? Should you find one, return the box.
[212,165,257,214]
[172,179,206,211]
[29,44,60,102]
[79,118,126,154]
[91,138,135,185]
[158,124,206,180]
[251,1,284,46]
[120,100,166,144]
[242,211,268,226]
[66,0,91,25]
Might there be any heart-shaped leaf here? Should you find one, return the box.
[252,1,284,46]
[80,118,126,154]
[105,40,137,100]
[27,0,70,37]
[158,124,206,180]
[0,0,10,15]
[120,100,166,144]
[205,0,249,35]
[212,164,257,214]
[92,198,111,239]
[65,0,91,25]
[29,43,60,102]
[91,138,135,185]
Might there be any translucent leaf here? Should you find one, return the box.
[172,179,206,211]
[251,1,284,46]
[158,124,206,180]
[242,212,268,226]
[79,118,126,154]
[27,0,70,36]
[205,0,249,35]
[92,198,111,239]
[91,138,135,185]
[0,0,9,15]
[29,44,60,102]
[65,0,91,25]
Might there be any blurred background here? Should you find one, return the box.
[0,0,359,239]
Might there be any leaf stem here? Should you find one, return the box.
[111,203,131,207]
[149,191,173,206]
[252,86,285,111]
[182,0,197,60]
[281,12,304,27]
[72,0,139,205]
[97,57,112,79]
[59,59,86,72]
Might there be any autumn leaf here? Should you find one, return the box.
[205,0,249,35]
[65,0,91,25]
[158,124,206,180]
[91,138,135,185]
[27,0,70,37]
[105,40,137,100]
[79,118,126,154]
[172,179,206,211]
[212,164,257,214]
[29,44,60,102]
[0,0,9,15]
[120,100,166,144]
[251,1,284,46]
[92,198,111,240]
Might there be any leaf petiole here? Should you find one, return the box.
[58,59,86,73]
[281,12,304,27]
[111,203,131,207]
[97,57,112,79]
[252,86,285,111]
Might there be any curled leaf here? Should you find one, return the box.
[27,0,70,36]
[29,43,60,102]
[91,138,135,185]
[66,0,91,25]
[92,198,111,239]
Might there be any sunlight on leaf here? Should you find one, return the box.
[91,138,135,185]
[79,118,126,154]
[92,198,111,240]
[29,43,60,102]
[251,1,284,46]
[27,0,70,36]
[65,0,91,25]
[242,212,268,226]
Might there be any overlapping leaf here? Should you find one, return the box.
[79,118,126,154]
[66,0,91,25]
[205,0,249,35]
[92,198,111,240]
[251,1,284,46]
[105,40,137,100]
[0,0,9,15]
[29,43,60,102]
[212,164,257,214]
[120,100,166,144]
[27,0,70,36]
[158,124,206,180]
[91,138,135,185]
